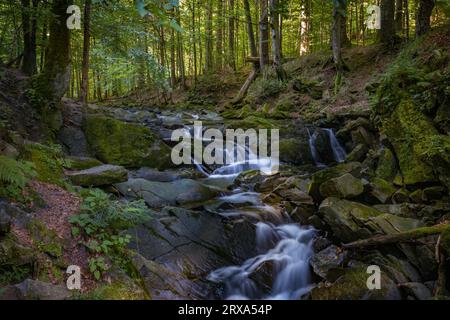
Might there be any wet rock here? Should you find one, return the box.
[319,173,364,199]
[369,178,396,204]
[115,178,219,208]
[277,188,314,204]
[14,279,71,300]
[84,115,173,169]
[308,162,362,202]
[373,203,423,219]
[409,189,424,204]
[58,126,89,157]
[128,207,255,299]
[67,164,128,187]
[310,245,347,279]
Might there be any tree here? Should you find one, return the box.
[379,0,396,45]
[269,0,286,80]
[332,0,346,72]
[416,0,436,37]
[20,0,39,75]
[259,0,270,70]
[215,0,224,70]
[81,0,91,106]
[39,0,71,101]
[228,0,236,70]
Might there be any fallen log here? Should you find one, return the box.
[232,69,259,104]
[343,223,450,249]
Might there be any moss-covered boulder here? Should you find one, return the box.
[380,99,441,186]
[308,162,362,202]
[369,178,397,204]
[64,156,103,170]
[66,164,128,187]
[318,197,381,242]
[311,266,401,300]
[375,147,397,182]
[279,137,313,165]
[84,115,172,169]
[21,142,65,185]
[319,173,364,199]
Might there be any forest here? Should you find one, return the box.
[0,0,450,301]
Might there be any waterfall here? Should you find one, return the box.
[325,128,347,163]
[307,128,325,167]
[208,223,315,300]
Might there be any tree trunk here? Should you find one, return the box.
[81,0,91,106]
[332,0,345,72]
[205,0,213,72]
[215,0,224,70]
[228,0,236,71]
[269,0,286,80]
[395,0,403,33]
[259,0,269,70]
[21,0,38,75]
[379,0,396,45]
[40,0,71,101]
[415,0,435,37]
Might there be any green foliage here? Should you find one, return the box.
[0,265,32,285]
[246,77,287,104]
[70,189,150,280]
[21,142,68,185]
[0,156,36,200]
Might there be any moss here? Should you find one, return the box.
[21,142,66,185]
[380,99,438,185]
[375,147,397,181]
[311,266,399,300]
[27,219,63,258]
[84,115,172,169]
[226,116,277,130]
[64,156,103,170]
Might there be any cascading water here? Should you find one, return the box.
[307,128,325,167]
[325,128,347,163]
[197,129,316,300]
[208,222,315,300]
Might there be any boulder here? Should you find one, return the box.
[14,279,71,300]
[133,167,179,182]
[399,282,432,300]
[310,245,347,279]
[115,178,218,208]
[84,115,172,169]
[392,188,410,204]
[346,144,367,162]
[279,137,313,165]
[422,186,446,202]
[67,164,128,186]
[310,266,401,300]
[369,178,397,204]
[375,147,397,182]
[65,156,103,170]
[318,198,381,243]
[319,173,364,199]
[308,162,362,202]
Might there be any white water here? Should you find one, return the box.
[325,128,347,163]
[208,223,315,300]
[202,133,316,300]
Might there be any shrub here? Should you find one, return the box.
[69,189,150,280]
[0,155,36,200]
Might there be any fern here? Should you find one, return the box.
[0,156,37,199]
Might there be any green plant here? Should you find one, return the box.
[70,189,150,280]
[88,257,108,281]
[0,156,37,200]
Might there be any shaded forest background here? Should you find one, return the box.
[1,0,450,105]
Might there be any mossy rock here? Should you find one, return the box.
[21,142,66,185]
[375,147,397,181]
[84,115,172,169]
[311,266,401,300]
[319,173,364,199]
[308,162,362,202]
[370,178,397,204]
[226,116,277,130]
[380,98,441,186]
[279,137,313,165]
[67,164,128,187]
[27,219,63,258]
[64,156,103,170]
